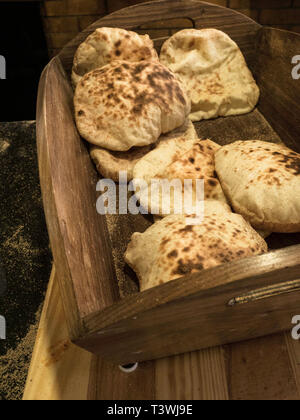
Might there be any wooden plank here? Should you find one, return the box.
[23,267,93,401]
[88,347,229,400]
[36,56,120,336]
[255,27,300,152]
[227,334,300,400]
[285,331,300,395]
[155,347,229,400]
[88,357,155,400]
[36,61,84,340]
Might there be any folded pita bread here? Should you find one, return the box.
[125,200,268,291]
[133,127,227,216]
[160,28,260,122]
[90,119,195,181]
[74,61,191,151]
[215,140,300,232]
[72,27,158,87]
[90,144,153,181]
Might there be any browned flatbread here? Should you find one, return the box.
[133,134,227,216]
[90,144,153,181]
[74,61,191,151]
[125,201,268,291]
[215,140,300,232]
[72,27,158,86]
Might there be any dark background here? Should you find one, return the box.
[0,2,49,122]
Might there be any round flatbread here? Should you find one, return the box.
[160,28,260,122]
[74,60,191,151]
[133,127,228,216]
[125,200,268,291]
[90,119,193,181]
[90,144,153,181]
[72,27,158,87]
[215,140,300,232]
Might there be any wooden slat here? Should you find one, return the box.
[255,28,300,152]
[155,347,229,400]
[226,334,300,400]
[37,56,120,336]
[285,331,300,395]
[88,357,155,400]
[23,267,93,401]
[36,62,84,340]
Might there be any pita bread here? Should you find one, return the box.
[132,119,197,182]
[74,61,191,151]
[125,200,268,291]
[160,28,260,122]
[133,128,227,216]
[215,140,300,232]
[72,27,158,87]
[89,119,194,181]
[90,144,153,181]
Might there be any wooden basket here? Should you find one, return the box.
[37,0,300,365]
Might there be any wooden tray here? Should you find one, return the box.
[36,0,300,365]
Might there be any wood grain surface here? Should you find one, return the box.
[23,268,93,401]
[23,266,300,400]
[78,245,300,364]
[255,28,300,153]
[36,0,300,364]
[37,57,120,340]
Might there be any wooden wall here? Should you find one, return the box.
[40,0,300,57]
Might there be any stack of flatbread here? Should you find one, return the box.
[72,26,299,293]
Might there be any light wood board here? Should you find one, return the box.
[23,266,300,400]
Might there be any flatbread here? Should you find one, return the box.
[72,27,158,87]
[90,144,153,181]
[125,200,268,291]
[74,61,191,151]
[215,140,300,232]
[89,119,193,181]
[160,28,260,122]
[132,119,198,183]
[133,128,227,216]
